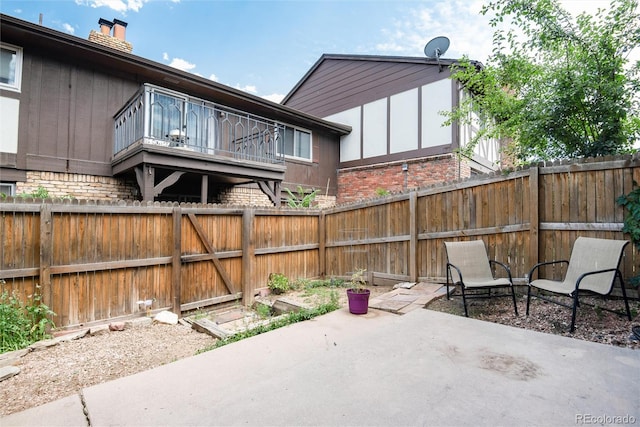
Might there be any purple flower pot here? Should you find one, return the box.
[347,288,370,315]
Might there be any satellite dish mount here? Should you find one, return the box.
[423,36,450,72]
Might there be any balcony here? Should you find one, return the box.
[112,84,287,203]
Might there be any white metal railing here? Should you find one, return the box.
[114,84,286,165]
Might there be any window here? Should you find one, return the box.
[0,183,15,197]
[279,127,311,160]
[0,43,23,92]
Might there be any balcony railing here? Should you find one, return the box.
[114,84,285,165]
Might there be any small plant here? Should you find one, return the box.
[255,303,273,319]
[198,299,340,353]
[18,186,50,199]
[284,186,318,208]
[0,282,56,353]
[348,268,368,293]
[616,182,640,287]
[268,273,290,295]
[375,188,390,197]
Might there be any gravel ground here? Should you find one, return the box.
[1,284,638,417]
[426,288,640,349]
[0,323,215,417]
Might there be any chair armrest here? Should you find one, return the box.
[574,268,621,294]
[447,262,464,284]
[528,260,569,283]
[489,260,514,283]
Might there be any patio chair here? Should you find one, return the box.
[444,240,518,317]
[526,237,631,333]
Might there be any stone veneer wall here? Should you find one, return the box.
[218,187,273,207]
[16,171,137,201]
[88,30,133,53]
[218,186,336,208]
[337,154,471,204]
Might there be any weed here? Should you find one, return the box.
[197,299,340,353]
[255,303,273,319]
[0,282,56,353]
[268,273,290,294]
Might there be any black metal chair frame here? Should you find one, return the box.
[446,260,519,318]
[526,260,632,333]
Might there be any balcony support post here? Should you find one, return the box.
[257,180,281,206]
[201,175,208,204]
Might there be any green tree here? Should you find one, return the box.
[445,0,639,163]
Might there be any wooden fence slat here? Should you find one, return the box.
[1,155,637,328]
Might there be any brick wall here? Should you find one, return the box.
[88,30,133,53]
[16,171,137,200]
[218,186,336,208]
[337,154,470,204]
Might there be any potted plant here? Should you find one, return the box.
[346,268,370,315]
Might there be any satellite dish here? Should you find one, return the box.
[423,36,450,59]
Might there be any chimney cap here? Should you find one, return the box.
[113,18,128,27]
[98,18,113,28]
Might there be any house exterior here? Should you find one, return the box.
[0,14,350,206]
[282,54,501,203]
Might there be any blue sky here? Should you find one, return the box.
[1,0,617,103]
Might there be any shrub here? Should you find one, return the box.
[0,283,56,353]
[268,273,290,294]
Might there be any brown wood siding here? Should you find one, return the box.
[18,50,138,175]
[285,59,450,118]
[283,130,339,195]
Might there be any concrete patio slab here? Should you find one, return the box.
[3,307,638,427]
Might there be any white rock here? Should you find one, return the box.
[154,310,178,325]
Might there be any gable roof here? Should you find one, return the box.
[0,14,351,136]
[282,53,477,105]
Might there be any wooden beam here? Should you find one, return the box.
[201,174,208,203]
[529,166,539,278]
[135,165,155,201]
[242,209,255,307]
[154,171,185,197]
[409,190,418,282]
[318,211,326,279]
[39,204,52,310]
[172,207,182,317]
[186,213,237,294]
[257,180,281,206]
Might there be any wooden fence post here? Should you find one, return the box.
[39,203,52,312]
[172,206,182,316]
[242,208,255,307]
[409,191,418,282]
[318,211,326,279]
[528,167,539,277]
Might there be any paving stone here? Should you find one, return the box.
[0,366,20,382]
[390,294,421,302]
[55,329,89,343]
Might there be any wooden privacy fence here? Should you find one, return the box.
[1,154,638,328]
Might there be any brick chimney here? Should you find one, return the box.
[98,18,113,35]
[88,18,133,53]
[113,19,127,41]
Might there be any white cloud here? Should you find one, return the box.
[375,1,494,62]
[62,23,75,35]
[168,58,196,72]
[262,93,285,103]
[209,74,218,82]
[162,52,169,61]
[235,84,257,94]
[75,0,147,13]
